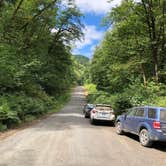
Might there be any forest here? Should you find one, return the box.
[0,0,165,131]
[0,0,85,131]
[85,0,166,115]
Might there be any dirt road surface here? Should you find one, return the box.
[0,87,166,166]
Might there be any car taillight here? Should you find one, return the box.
[92,109,96,113]
[153,121,160,129]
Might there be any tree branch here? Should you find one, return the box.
[19,0,58,31]
[11,0,24,19]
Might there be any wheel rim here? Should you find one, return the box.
[140,130,148,145]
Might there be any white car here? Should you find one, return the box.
[90,104,115,124]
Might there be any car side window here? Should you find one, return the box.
[148,108,157,119]
[160,109,166,121]
[128,108,136,116]
[135,108,145,117]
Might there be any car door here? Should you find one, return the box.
[124,108,137,132]
[133,108,145,133]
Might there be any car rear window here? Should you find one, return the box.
[87,105,94,109]
[148,108,157,119]
[96,106,112,111]
[160,109,166,121]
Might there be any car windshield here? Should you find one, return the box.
[96,106,112,111]
[160,109,166,121]
[87,104,94,109]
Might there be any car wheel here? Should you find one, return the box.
[139,129,153,147]
[84,113,88,118]
[109,121,115,126]
[90,118,95,125]
[116,121,123,135]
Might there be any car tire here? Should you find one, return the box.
[139,129,153,147]
[109,121,115,126]
[85,113,89,118]
[90,118,95,125]
[116,121,123,135]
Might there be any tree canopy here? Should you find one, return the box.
[0,0,84,130]
[87,0,166,113]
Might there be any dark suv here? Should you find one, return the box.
[83,104,94,118]
[115,106,166,147]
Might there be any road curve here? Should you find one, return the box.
[0,86,166,166]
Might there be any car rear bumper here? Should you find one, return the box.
[150,130,166,142]
[94,118,115,122]
[91,112,115,122]
[92,116,115,121]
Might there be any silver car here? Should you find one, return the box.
[90,104,115,124]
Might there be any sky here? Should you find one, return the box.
[71,0,122,58]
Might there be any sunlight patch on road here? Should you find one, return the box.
[55,113,84,118]
[73,92,84,95]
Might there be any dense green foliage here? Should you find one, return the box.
[87,0,166,115]
[0,0,83,131]
[72,55,89,85]
[74,55,89,66]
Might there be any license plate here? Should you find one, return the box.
[98,113,109,118]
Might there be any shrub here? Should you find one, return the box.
[24,115,36,123]
[0,87,71,131]
[85,82,166,116]
[0,91,56,129]
[154,96,166,107]
[0,123,7,131]
[84,84,97,94]
[0,101,20,127]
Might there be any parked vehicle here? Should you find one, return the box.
[83,104,94,118]
[115,106,166,147]
[90,104,115,124]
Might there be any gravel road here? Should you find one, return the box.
[0,86,166,166]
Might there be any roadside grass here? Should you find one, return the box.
[0,89,72,132]
[47,89,71,114]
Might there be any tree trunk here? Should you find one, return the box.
[141,64,147,86]
[141,0,159,82]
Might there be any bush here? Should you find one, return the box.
[0,87,71,131]
[153,96,166,107]
[0,123,7,131]
[84,84,97,94]
[0,91,55,129]
[85,82,166,116]
[24,115,36,123]
[0,101,20,128]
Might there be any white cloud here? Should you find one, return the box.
[72,49,81,55]
[75,24,104,49]
[51,28,58,33]
[63,0,142,14]
[74,0,122,14]
[72,25,104,57]
[90,45,97,52]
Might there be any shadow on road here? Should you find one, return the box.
[124,133,166,152]
[92,121,115,127]
[33,112,113,133]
